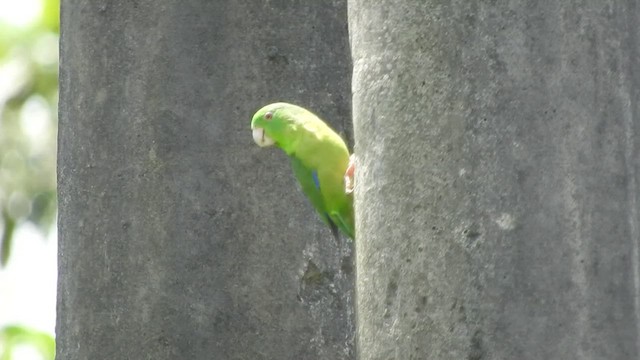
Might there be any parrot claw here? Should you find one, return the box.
[344,154,356,194]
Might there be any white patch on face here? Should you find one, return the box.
[252,127,275,147]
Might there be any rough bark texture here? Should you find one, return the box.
[57,1,353,359]
[350,2,639,359]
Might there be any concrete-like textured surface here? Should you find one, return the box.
[57,1,354,359]
[350,1,639,359]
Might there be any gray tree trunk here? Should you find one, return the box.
[57,1,353,359]
[350,2,639,360]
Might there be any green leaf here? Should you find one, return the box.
[0,325,55,360]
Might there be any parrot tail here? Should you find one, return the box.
[328,218,341,244]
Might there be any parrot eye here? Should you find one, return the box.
[264,111,273,121]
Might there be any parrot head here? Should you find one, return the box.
[250,102,301,149]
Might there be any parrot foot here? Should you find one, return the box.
[344,154,356,194]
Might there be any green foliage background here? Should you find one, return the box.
[0,0,59,358]
[0,0,58,265]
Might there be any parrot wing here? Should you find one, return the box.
[290,156,340,238]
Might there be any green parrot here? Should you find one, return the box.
[251,102,355,239]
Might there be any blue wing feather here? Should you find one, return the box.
[290,157,330,224]
[311,170,320,190]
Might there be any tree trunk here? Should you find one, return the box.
[350,2,639,359]
[57,1,353,359]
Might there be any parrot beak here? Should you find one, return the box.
[252,127,275,147]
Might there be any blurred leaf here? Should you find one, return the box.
[0,325,55,360]
[29,190,56,229]
[42,0,60,33]
[1,209,15,267]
